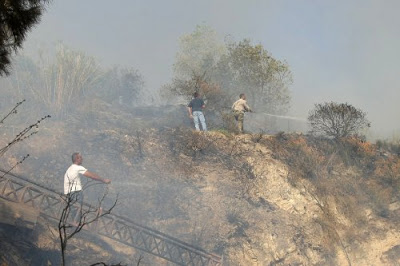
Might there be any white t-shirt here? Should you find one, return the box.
[64,164,87,194]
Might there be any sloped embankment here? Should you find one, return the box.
[2,105,400,265]
[82,127,400,265]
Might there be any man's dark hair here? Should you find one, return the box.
[193,92,199,98]
[239,93,245,99]
[72,152,80,163]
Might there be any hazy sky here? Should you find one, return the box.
[22,0,400,138]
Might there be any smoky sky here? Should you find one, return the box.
[20,0,400,138]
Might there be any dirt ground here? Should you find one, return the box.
[1,104,400,265]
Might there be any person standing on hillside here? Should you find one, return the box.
[232,93,252,134]
[64,152,111,220]
[187,92,207,131]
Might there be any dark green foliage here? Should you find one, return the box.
[0,0,50,76]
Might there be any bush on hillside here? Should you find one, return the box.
[308,102,370,139]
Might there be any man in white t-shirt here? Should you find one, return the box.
[64,152,111,207]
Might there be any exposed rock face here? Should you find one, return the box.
[1,105,399,265]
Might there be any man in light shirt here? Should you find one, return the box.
[232,93,252,134]
[64,152,111,219]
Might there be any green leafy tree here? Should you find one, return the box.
[162,24,227,110]
[173,24,226,80]
[0,0,50,76]
[164,25,292,122]
[217,39,292,114]
[308,102,371,139]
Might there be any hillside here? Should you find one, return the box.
[1,102,400,265]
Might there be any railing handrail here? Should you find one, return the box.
[0,169,222,265]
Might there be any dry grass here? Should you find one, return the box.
[263,133,400,263]
[2,99,400,265]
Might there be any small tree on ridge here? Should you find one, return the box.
[308,102,370,139]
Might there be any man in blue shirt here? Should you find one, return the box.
[187,92,207,131]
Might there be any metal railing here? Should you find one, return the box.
[0,171,222,266]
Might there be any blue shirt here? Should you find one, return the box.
[188,98,205,112]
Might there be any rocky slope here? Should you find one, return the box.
[1,103,399,265]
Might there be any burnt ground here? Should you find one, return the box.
[1,102,400,265]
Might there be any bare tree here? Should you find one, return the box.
[308,102,370,139]
[0,99,50,178]
[58,183,118,266]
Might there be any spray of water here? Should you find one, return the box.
[254,112,307,122]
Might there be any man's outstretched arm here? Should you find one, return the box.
[244,102,252,112]
[83,170,111,184]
